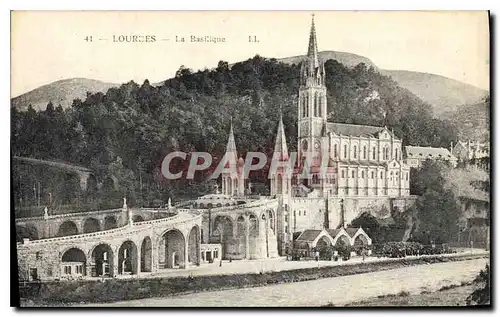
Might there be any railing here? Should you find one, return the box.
[18,213,202,246]
[207,198,279,213]
[15,208,123,222]
[132,214,181,226]
[19,225,129,245]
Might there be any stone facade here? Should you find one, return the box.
[16,208,202,281]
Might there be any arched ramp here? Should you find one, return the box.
[57,221,78,237]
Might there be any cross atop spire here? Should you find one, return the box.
[307,13,319,69]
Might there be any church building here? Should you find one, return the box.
[271,16,411,200]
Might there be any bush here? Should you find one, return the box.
[466,265,490,305]
[374,242,425,258]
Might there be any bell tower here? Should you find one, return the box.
[298,14,327,166]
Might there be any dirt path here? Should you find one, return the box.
[79,258,488,307]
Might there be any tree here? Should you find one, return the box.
[411,161,461,244]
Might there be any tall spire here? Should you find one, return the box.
[307,13,319,69]
[226,118,237,157]
[273,112,289,161]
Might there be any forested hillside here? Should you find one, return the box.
[11,56,458,202]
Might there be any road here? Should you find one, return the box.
[80,258,488,307]
[122,249,487,280]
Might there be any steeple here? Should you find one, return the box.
[307,14,319,69]
[301,14,325,87]
[273,112,289,161]
[226,118,237,159]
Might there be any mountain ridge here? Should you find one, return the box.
[11,78,119,111]
[11,51,487,117]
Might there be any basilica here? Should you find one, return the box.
[207,16,414,256]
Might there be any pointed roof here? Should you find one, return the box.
[273,113,289,161]
[307,14,320,69]
[224,120,238,169]
[226,119,237,156]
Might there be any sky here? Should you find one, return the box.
[11,11,490,97]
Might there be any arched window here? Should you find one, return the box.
[363,146,367,160]
[341,170,345,178]
[395,148,399,160]
[361,171,365,178]
[406,173,409,181]
[353,146,357,159]
[380,171,383,179]
[344,144,348,159]
[372,147,376,160]
[371,171,374,179]
[334,144,338,157]
[351,170,355,178]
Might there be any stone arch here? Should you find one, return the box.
[352,230,371,246]
[207,203,213,209]
[140,236,153,272]
[199,203,205,209]
[102,176,118,191]
[216,203,222,207]
[118,240,138,275]
[213,215,234,239]
[333,233,351,247]
[268,209,275,232]
[213,215,234,259]
[61,247,87,276]
[104,215,118,230]
[315,235,333,260]
[312,231,335,248]
[57,220,78,237]
[158,229,186,269]
[132,215,145,223]
[236,215,245,234]
[187,226,200,266]
[86,174,98,193]
[90,243,114,277]
[248,213,259,235]
[235,215,247,257]
[62,173,80,204]
[83,217,100,233]
[16,224,39,242]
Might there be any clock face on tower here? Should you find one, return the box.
[302,140,308,151]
